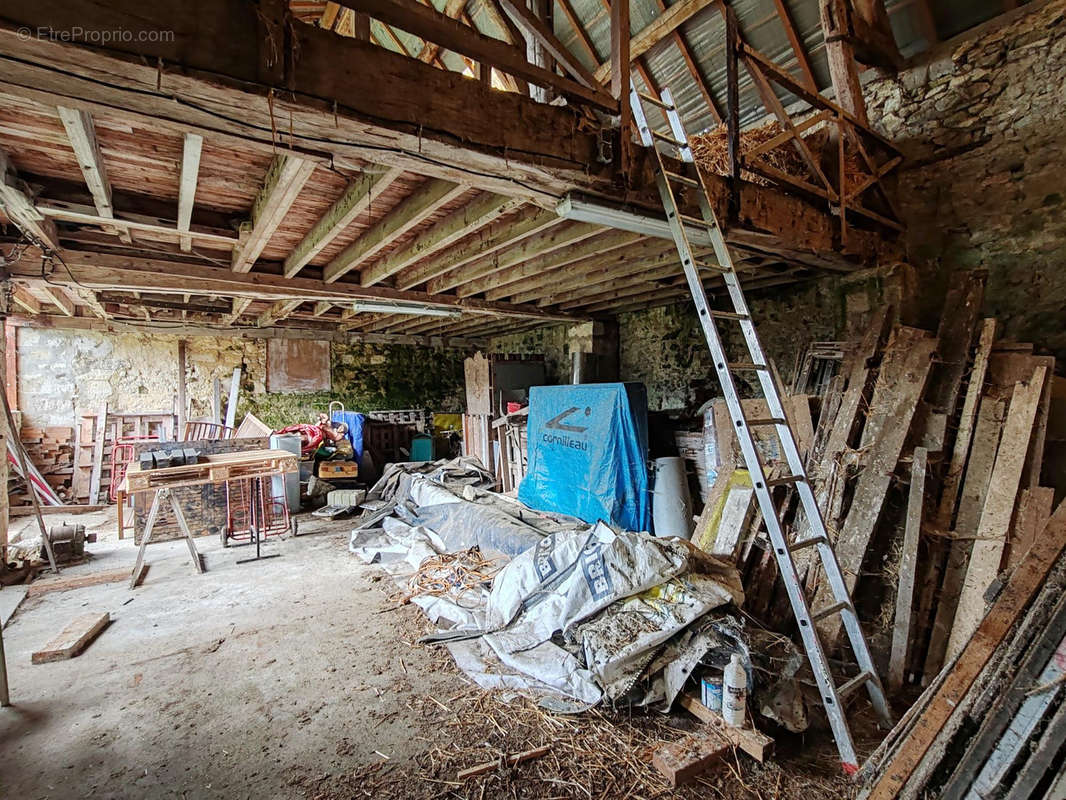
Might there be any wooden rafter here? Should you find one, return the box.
[334,0,617,109]
[417,0,468,64]
[498,0,599,89]
[555,0,599,63]
[771,0,818,92]
[594,0,719,83]
[323,178,468,283]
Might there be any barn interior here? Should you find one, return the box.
[1,0,1065,797]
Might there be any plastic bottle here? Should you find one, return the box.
[723,653,747,727]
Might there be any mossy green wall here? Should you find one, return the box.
[240,341,467,429]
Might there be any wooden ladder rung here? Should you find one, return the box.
[664,170,700,187]
[638,91,672,110]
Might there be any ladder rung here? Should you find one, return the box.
[652,130,686,149]
[709,310,750,321]
[767,474,805,487]
[664,170,700,188]
[744,417,786,426]
[728,362,770,372]
[678,212,711,228]
[789,535,827,553]
[837,670,875,700]
[638,91,673,111]
[697,261,730,273]
[810,600,850,623]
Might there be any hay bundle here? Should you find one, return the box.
[692,119,875,198]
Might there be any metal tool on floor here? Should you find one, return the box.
[630,86,892,773]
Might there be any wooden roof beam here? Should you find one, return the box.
[594,0,719,83]
[29,285,76,316]
[361,192,519,286]
[232,154,317,273]
[11,285,41,314]
[323,178,468,283]
[177,133,203,252]
[498,0,600,89]
[9,248,586,324]
[335,0,617,109]
[771,0,817,92]
[417,0,469,63]
[223,296,254,325]
[284,165,404,278]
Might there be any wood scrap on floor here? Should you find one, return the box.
[26,563,148,597]
[456,745,550,780]
[31,611,111,664]
[651,732,730,787]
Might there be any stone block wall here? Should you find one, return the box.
[15,327,467,431]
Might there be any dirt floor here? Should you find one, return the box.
[0,511,866,799]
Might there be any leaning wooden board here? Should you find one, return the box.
[32,612,111,664]
[862,501,1066,800]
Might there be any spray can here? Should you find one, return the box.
[723,653,747,727]
[701,671,723,713]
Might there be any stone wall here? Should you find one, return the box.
[863,0,1066,357]
[16,327,467,431]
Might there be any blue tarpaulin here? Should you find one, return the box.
[518,383,649,532]
[331,411,366,460]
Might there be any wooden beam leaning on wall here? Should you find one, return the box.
[284,166,404,278]
[232,155,317,273]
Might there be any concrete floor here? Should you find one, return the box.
[0,516,460,799]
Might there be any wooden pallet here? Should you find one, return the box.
[123,449,297,493]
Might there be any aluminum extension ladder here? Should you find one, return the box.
[629,86,892,773]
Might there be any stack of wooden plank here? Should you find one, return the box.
[9,425,74,505]
[859,503,1066,799]
[696,271,1064,696]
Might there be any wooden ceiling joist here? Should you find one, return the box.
[324,178,468,283]
[425,219,601,294]
[177,133,204,253]
[38,202,237,247]
[55,106,131,245]
[258,299,305,326]
[225,296,255,325]
[0,149,59,249]
[11,285,41,314]
[284,165,404,278]
[393,206,561,290]
[474,229,646,300]
[361,191,518,286]
[232,154,317,273]
[29,285,76,317]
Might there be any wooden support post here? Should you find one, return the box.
[724,3,741,215]
[819,0,868,126]
[176,340,188,439]
[611,0,631,169]
[4,321,16,412]
[0,318,8,559]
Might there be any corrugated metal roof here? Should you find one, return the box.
[555,0,1015,134]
